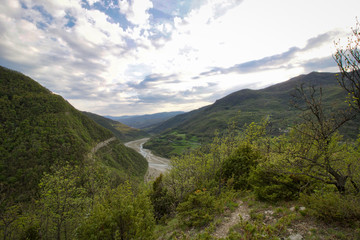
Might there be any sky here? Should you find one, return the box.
[0,0,359,116]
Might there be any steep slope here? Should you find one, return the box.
[0,66,147,201]
[83,111,149,142]
[146,72,357,157]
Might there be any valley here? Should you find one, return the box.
[1,1,360,238]
[125,138,170,181]
[144,72,359,158]
[1,66,359,239]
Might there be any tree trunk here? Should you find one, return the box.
[335,175,348,194]
[351,179,360,194]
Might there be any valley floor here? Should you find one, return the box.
[125,138,171,181]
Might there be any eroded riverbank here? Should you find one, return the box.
[125,138,170,181]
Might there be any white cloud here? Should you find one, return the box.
[119,0,153,26]
[0,0,360,115]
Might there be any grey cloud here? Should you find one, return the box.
[302,56,338,72]
[137,92,180,103]
[199,31,338,78]
[303,31,339,51]
[128,73,180,89]
[134,81,219,105]
[99,102,158,116]
[181,82,218,97]
[53,30,102,61]
[200,46,300,77]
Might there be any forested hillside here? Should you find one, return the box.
[0,66,149,239]
[0,66,147,197]
[83,111,149,142]
[145,72,358,158]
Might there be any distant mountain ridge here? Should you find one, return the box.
[105,111,185,129]
[145,72,358,157]
[83,111,149,142]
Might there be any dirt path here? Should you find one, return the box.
[125,138,170,181]
[87,137,117,159]
[91,137,117,154]
[213,200,250,238]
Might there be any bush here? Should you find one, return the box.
[249,163,308,202]
[177,189,216,228]
[300,191,360,224]
[220,144,261,190]
[77,182,155,239]
[150,174,175,222]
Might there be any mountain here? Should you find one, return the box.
[145,72,358,158]
[106,111,185,129]
[82,111,149,142]
[0,66,147,201]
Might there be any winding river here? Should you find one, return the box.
[125,138,170,181]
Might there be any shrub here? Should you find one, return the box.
[77,182,155,239]
[176,189,216,228]
[150,174,175,222]
[220,144,261,190]
[249,163,308,202]
[300,191,360,224]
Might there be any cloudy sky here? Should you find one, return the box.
[0,0,359,116]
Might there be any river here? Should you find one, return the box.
[125,138,170,181]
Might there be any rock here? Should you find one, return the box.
[289,233,303,240]
[264,210,274,215]
[289,206,306,212]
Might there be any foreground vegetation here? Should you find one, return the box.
[6,113,358,239]
[148,24,360,239]
[1,23,360,239]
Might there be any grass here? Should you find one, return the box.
[144,131,201,158]
[154,190,360,240]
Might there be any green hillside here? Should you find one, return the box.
[145,72,358,158]
[83,111,149,142]
[0,66,147,202]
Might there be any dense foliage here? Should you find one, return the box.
[82,111,149,142]
[220,144,261,190]
[0,66,149,239]
[77,182,155,240]
[0,67,107,200]
[0,66,147,198]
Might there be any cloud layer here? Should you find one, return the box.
[0,0,359,115]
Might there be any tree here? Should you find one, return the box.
[38,164,88,240]
[282,85,359,194]
[77,182,155,240]
[334,20,360,112]
[150,174,174,222]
